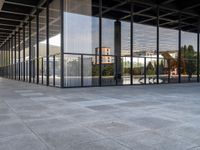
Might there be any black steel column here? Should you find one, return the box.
[178,14,181,83]
[3,45,4,77]
[197,19,200,82]
[8,39,10,78]
[3,45,5,77]
[7,40,8,78]
[9,38,11,78]
[18,30,21,80]
[46,1,49,86]
[168,59,171,83]
[60,0,64,88]
[23,25,25,81]
[5,43,6,77]
[6,41,8,78]
[14,33,17,80]
[29,18,32,83]
[130,3,134,85]
[11,36,13,79]
[156,6,159,84]
[99,0,102,86]
[36,10,39,84]
[114,20,121,85]
[81,55,83,87]
[42,57,43,84]
[144,57,147,84]
[53,55,55,86]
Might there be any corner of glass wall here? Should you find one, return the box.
[49,0,61,87]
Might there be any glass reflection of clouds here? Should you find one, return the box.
[181,31,197,51]
[64,12,92,54]
[63,10,197,54]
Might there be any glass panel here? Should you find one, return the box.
[49,0,61,86]
[121,18,131,85]
[121,56,131,85]
[39,8,47,84]
[43,58,47,84]
[160,27,179,83]
[133,57,145,84]
[39,58,43,84]
[133,23,157,84]
[64,54,81,87]
[16,32,19,79]
[25,25,29,81]
[64,0,100,87]
[19,30,23,80]
[55,54,61,86]
[181,31,197,83]
[25,60,29,82]
[101,55,116,86]
[31,17,37,83]
[49,56,54,86]
[83,55,99,86]
[19,30,24,80]
[102,0,119,86]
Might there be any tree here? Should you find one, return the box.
[102,64,114,76]
[159,60,165,74]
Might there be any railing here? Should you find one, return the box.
[63,53,199,87]
[0,53,198,88]
[0,53,61,87]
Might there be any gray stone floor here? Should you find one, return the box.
[0,78,200,150]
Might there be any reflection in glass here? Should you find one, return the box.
[64,54,81,87]
[181,31,197,82]
[25,25,29,82]
[160,27,179,83]
[31,18,37,83]
[133,23,157,84]
[49,0,61,86]
[102,18,116,85]
[121,21,131,85]
[64,0,99,87]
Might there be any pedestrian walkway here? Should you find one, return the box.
[0,78,200,150]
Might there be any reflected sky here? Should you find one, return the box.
[61,12,198,54]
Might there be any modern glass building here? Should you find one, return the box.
[0,0,200,88]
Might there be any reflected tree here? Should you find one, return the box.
[181,45,197,81]
[146,61,155,75]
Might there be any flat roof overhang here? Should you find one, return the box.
[0,0,200,48]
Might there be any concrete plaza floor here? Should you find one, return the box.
[0,78,200,150]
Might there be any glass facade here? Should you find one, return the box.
[0,0,199,88]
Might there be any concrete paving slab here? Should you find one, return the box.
[0,134,50,150]
[0,78,200,150]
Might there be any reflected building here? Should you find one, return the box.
[94,47,114,64]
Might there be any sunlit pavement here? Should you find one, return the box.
[0,77,200,150]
